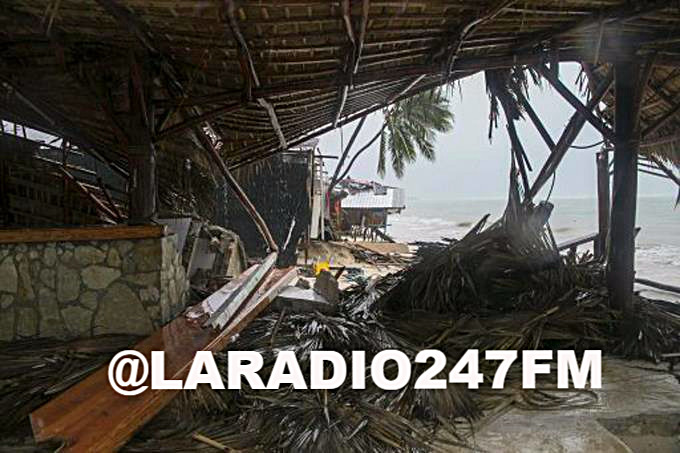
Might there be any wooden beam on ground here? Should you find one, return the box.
[537,65,615,142]
[527,71,613,200]
[608,58,643,322]
[0,225,165,244]
[30,265,296,452]
[224,0,286,149]
[596,150,610,259]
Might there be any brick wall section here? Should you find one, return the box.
[0,236,188,340]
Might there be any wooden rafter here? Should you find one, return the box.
[0,4,129,147]
[516,0,674,51]
[527,70,614,200]
[94,0,158,54]
[1,0,680,177]
[537,65,615,142]
[515,89,555,150]
[434,0,514,76]
[333,0,370,127]
[155,102,242,141]
[224,0,286,149]
[0,76,119,174]
[642,99,680,138]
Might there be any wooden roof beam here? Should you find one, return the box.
[333,0,370,128]
[434,0,513,77]
[642,98,680,139]
[94,0,159,54]
[156,102,242,141]
[537,64,615,142]
[516,0,675,51]
[515,89,555,150]
[0,76,123,175]
[0,4,128,146]
[527,70,614,200]
[224,0,286,150]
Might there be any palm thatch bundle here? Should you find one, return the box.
[1,197,679,452]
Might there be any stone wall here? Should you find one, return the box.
[0,235,188,341]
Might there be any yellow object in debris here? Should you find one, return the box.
[314,260,330,275]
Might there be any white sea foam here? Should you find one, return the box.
[387,197,680,300]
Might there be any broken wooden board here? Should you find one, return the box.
[30,266,297,452]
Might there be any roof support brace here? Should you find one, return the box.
[224,0,286,150]
[537,64,615,142]
[527,70,614,200]
[333,0,370,127]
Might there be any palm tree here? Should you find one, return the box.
[328,89,454,192]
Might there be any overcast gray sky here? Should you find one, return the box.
[319,64,675,201]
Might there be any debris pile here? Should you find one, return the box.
[1,206,679,452]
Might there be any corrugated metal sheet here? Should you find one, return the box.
[341,187,405,210]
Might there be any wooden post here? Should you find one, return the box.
[127,56,157,224]
[595,150,610,259]
[607,60,642,320]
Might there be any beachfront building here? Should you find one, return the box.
[330,178,405,240]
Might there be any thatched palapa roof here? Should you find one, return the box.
[0,0,679,177]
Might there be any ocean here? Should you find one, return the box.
[387,195,680,301]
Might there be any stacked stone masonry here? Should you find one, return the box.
[0,235,188,340]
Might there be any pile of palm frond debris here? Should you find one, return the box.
[1,203,679,452]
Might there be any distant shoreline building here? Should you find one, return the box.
[330,178,405,240]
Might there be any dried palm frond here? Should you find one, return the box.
[2,197,680,452]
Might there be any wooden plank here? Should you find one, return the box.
[596,151,610,259]
[0,225,166,244]
[30,266,296,452]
